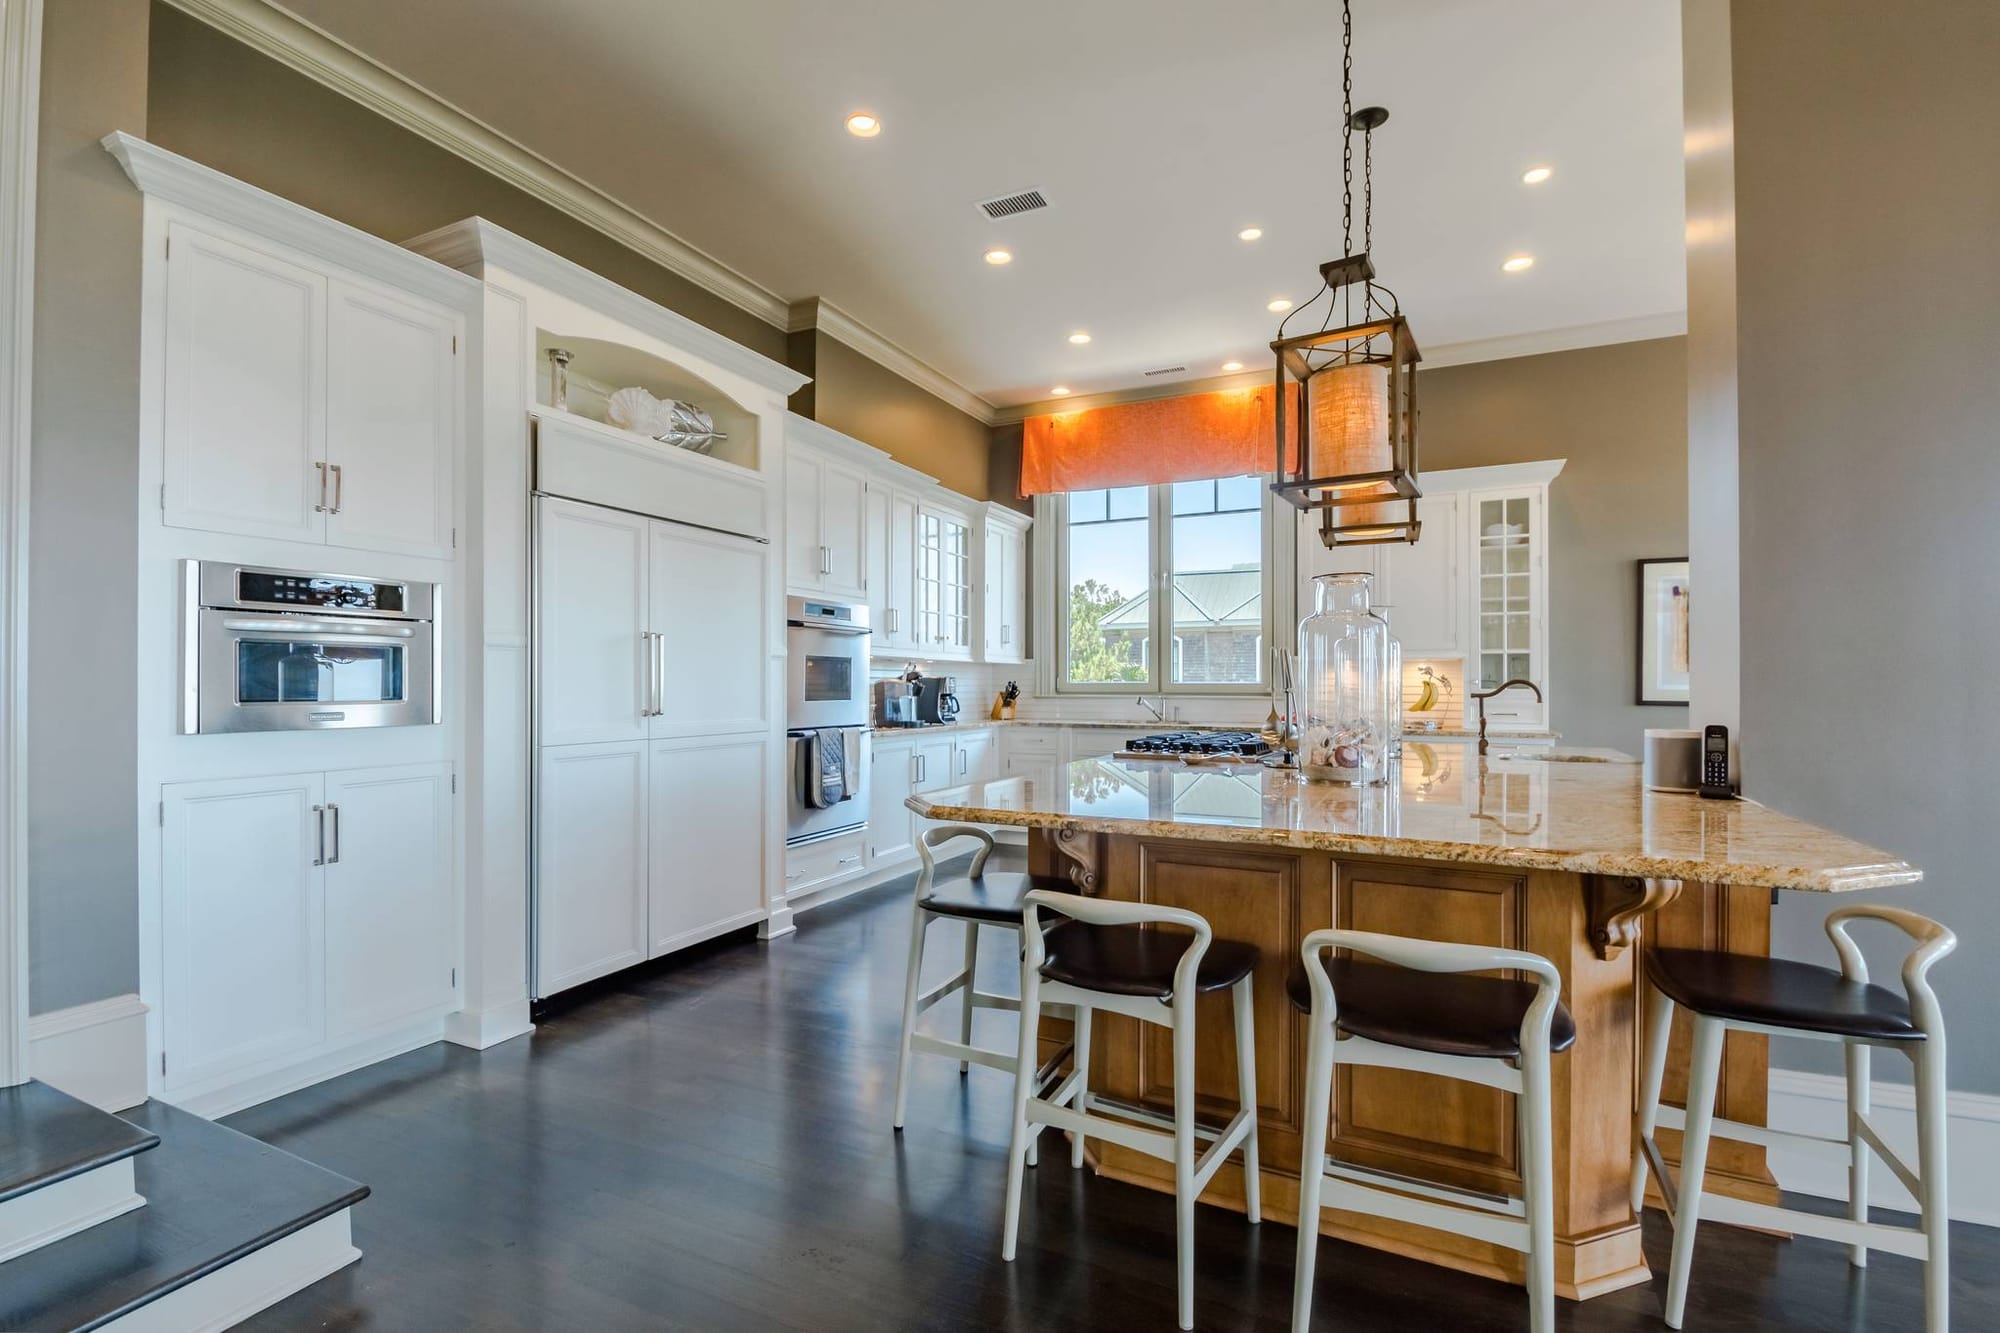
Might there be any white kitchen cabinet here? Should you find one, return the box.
[648,519,768,737]
[982,507,1030,665]
[537,497,651,747]
[786,447,868,599]
[865,485,924,655]
[867,736,917,866]
[160,762,455,1095]
[159,219,461,558]
[323,764,456,1040]
[161,772,327,1090]
[161,222,327,545]
[916,506,974,659]
[1385,493,1462,657]
[911,733,958,793]
[649,734,768,955]
[952,728,997,784]
[1001,726,1065,777]
[536,740,649,995]
[323,280,459,559]
[1466,486,1550,729]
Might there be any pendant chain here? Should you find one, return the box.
[1341,0,1354,257]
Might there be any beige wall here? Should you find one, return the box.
[145,4,786,361]
[1419,337,1691,750]
[28,0,149,1013]
[1728,0,2000,1092]
[802,331,993,501]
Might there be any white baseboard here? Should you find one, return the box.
[1767,1068,2000,1227]
[166,1018,445,1120]
[442,1001,533,1051]
[28,994,149,1111]
[101,1209,360,1333]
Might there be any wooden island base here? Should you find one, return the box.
[1026,827,1778,1301]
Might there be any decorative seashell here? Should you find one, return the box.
[606,386,659,432]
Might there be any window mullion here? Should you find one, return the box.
[1153,482,1171,690]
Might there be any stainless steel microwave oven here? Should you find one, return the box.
[180,560,440,735]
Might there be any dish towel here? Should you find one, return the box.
[806,728,847,810]
[838,727,862,802]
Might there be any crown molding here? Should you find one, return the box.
[161,0,790,325]
[993,311,1689,422]
[789,298,997,426]
[103,131,484,310]
[407,217,809,398]
[1417,311,1688,369]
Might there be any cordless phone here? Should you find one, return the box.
[1699,724,1733,800]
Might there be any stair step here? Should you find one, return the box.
[0,1100,368,1331]
[0,1080,158,1204]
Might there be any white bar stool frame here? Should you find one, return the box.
[1631,905,1956,1331]
[1002,888,1261,1332]
[1291,929,1565,1333]
[891,825,1067,1146]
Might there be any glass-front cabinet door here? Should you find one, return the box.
[1468,489,1548,728]
[916,508,972,658]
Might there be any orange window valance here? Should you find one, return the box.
[1019,384,1300,496]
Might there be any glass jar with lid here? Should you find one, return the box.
[1298,572,1393,785]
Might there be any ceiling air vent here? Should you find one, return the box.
[975,188,1049,219]
[1143,365,1188,377]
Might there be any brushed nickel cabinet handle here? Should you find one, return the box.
[328,463,344,514]
[312,804,326,866]
[314,462,328,513]
[326,803,341,864]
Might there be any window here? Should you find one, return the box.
[1057,475,1271,691]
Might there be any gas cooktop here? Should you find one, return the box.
[1122,731,1272,757]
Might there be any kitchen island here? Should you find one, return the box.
[907,744,1920,1300]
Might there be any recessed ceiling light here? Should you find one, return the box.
[1221,360,1245,372]
[1067,331,1092,345]
[984,248,1013,265]
[845,112,881,138]
[1238,227,1263,242]
[1501,254,1536,273]
[1050,386,1071,396]
[1267,298,1293,313]
[1521,165,1553,185]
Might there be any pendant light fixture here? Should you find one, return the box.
[1269,0,1422,548]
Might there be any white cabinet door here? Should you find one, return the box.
[886,491,920,652]
[160,772,326,1089]
[982,522,1027,664]
[912,734,957,794]
[324,280,458,559]
[648,734,767,956]
[323,763,455,1039]
[917,509,974,659]
[537,496,649,746]
[954,728,997,783]
[1003,525,1027,663]
[161,222,326,544]
[864,485,895,651]
[1466,488,1550,728]
[867,740,916,865]
[650,520,768,737]
[1385,493,1461,657]
[536,741,648,996]
[820,459,869,599]
[982,523,1007,661]
[785,450,825,592]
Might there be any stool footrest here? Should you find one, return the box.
[1324,1174,1531,1252]
[1702,1193,1928,1261]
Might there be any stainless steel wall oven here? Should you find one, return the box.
[181,560,439,734]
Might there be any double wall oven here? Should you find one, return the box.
[181,560,440,734]
[786,595,870,844]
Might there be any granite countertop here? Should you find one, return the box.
[872,719,1560,740]
[906,751,1920,893]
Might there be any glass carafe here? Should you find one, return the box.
[1371,605,1405,762]
[1298,572,1392,785]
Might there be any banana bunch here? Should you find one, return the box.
[1412,675,1439,712]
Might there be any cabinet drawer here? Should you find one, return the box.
[785,831,868,897]
[1002,728,1063,756]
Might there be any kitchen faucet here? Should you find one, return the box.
[1468,678,1543,754]
[1135,695,1167,724]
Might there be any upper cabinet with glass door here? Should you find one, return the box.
[915,505,974,659]
[1466,484,1550,729]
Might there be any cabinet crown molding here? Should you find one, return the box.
[406,217,810,401]
[102,131,482,311]
[784,412,897,471]
[1419,458,1567,493]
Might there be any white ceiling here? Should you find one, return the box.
[275,0,1687,412]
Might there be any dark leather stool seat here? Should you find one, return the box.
[1286,956,1578,1060]
[1039,921,1259,1000]
[917,871,1069,925]
[1645,947,1922,1042]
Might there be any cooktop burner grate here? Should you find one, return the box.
[1124,731,1272,757]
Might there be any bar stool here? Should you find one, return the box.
[1291,929,1573,1333]
[1632,906,1956,1332]
[891,825,1072,1136]
[1002,888,1262,1332]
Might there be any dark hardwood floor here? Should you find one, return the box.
[227,852,1994,1331]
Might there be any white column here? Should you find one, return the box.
[0,0,44,1088]
[1681,0,1742,768]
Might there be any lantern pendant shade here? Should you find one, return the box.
[1269,293,1423,547]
